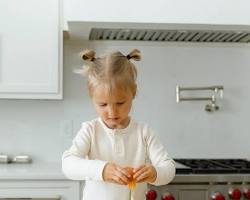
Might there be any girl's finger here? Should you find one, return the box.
[113,174,127,185]
[116,166,131,178]
[133,165,145,173]
[135,170,148,182]
[136,176,148,183]
[114,170,129,184]
[133,166,148,179]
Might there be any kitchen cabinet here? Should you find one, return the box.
[0,180,80,200]
[64,0,250,41]
[64,0,250,26]
[0,163,82,200]
[0,0,63,99]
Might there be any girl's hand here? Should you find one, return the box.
[102,163,132,185]
[133,164,157,183]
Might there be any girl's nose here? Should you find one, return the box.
[108,105,117,116]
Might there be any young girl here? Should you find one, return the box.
[62,49,176,200]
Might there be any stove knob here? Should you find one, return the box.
[228,188,241,199]
[162,192,175,200]
[244,188,250,199]
[146,189,157,200]
[211,192,225,200]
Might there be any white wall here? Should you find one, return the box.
[0,40,250,163]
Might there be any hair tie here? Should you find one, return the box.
[126,55,131,60]
[91,57,95,61]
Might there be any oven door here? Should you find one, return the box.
[178,189,208,200]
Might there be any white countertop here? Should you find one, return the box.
[0,162,68,180]
[2,162,250,182]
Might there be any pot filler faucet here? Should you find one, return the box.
[176,85,224,112]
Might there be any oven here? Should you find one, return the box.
[146,159,250,200]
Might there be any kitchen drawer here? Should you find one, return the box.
[0,198,59,200]
[0,180,81,200]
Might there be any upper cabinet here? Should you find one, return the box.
[0,0,63,99]
[64,0,250,25]
[64,0,250,42]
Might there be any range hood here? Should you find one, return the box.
[67,22,250,43]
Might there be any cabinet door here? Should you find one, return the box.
[0,0,63,99]
[64,0,250,25]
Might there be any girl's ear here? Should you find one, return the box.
[132,84,137,98]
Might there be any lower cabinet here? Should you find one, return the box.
[0,180,81,200]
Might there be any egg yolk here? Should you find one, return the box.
[125,167,136,190]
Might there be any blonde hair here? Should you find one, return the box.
[74,49,141,97]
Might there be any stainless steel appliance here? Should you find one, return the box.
[146,159,250,200]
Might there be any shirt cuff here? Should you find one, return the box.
[151,162,176,186]
[95,160,108,181]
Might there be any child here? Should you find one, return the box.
[62,49,176,200]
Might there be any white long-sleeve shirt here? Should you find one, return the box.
[62,117,175,200]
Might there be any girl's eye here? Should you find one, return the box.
[99,104,107,107]
[117,102,125,105]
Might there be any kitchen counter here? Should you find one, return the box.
[0,162,67,180]
[1,161,250,183]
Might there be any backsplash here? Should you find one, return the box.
[1,40,250,162]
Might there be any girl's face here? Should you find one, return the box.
[92,84,135,129]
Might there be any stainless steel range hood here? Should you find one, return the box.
[67,22,250,43]
[89,28,250,43]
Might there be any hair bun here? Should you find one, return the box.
[81,49,96,61]
[127,49,141,61]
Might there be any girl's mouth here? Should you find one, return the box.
[109,117,119,120]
